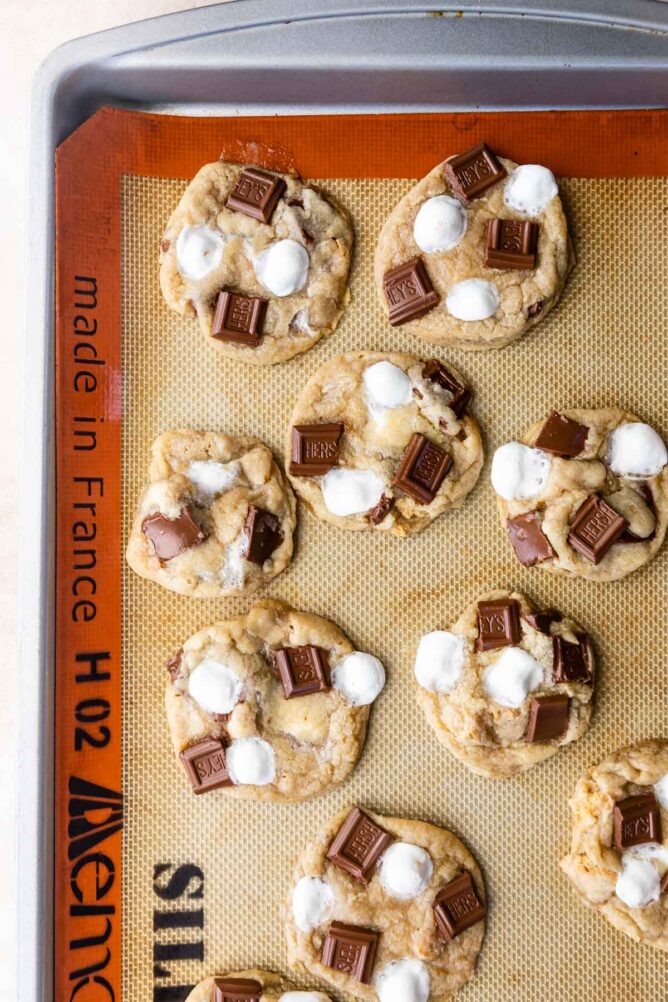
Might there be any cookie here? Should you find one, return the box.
[184,971,331,1002]
[414,590,595,779]
[285,351,483,535]
[285,806,486,1001]
[374,142,573,349]
[159,162,353,364]
[491,409,668,582]
[166,600,386,802]
[561,740,668,950]
[126,430,296,597]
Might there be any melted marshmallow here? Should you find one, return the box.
[414,631,465,694]
[226,737,275,786]
[504,164,558,217]
[187,459,241,499]
[482,647,543,708]
[175,224,224,280]
[187,659,242,715]
[375,959,430,1002]
[363,361,413,409]
[616,855,662,909]
[607,423,668,478]
[413,195,468,253]
[321,468,385,517]
[291,876,334,932]
[379,843,433,900]
[491,442,551,501]
[446,279,500,321]
[331,652,386,706]
[254,239,309,296]
[654,773,668,809]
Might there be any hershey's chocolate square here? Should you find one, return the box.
[241,505,283,564]
[434,871,486,941]
[525,694,570,742]
[552,635,593,685]
[383,257,439,326]
[290,423,343,476]
[212,291,267,346]
[321,921,379,984]
[485,218,538,270]
[226,167,286,223]
[507,511,555,566]
[213,978,263,1002]
[392,433,452,505]
[567,494,628,564]
[476,598,521,651]
[326,807,392,883]
[613,793,662,851]
[142,508,206,562]
[180,737,232,794]
[273,645,330,699]
[444,143,506,202]
[534,410,589,457]
[422,359,472,417]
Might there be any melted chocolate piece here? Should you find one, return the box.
[444,142,507,202]
[476,598,521,651]
[434,872,486,941]
[241,505,283,564]
[213,978,262,1002]
[326,807,392,883]
[485,218,538,270]
[290,423,343,476]
[507,511,555,566]
[142,508,206,562]
[613,793,662,851]
[534,411,589,457]
[166,647,183,682]
[525,694,570,742]
[392,433,452,504]
[567,494,628,564]
[422,359,472,417]
[321,922,379,984]
[524,609,562,634]
[527,299,545,317]
[383,257,439,326]
[552,635,593,685]
[369,493,394,525]
[226,167,286,223]
[212,291,267,347]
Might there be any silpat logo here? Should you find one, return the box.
[68,774,123,860]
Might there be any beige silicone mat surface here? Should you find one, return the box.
[121,173,668,1000]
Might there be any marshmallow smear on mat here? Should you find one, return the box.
[504,164,558,217]
[482,647,543,708]
[187,459,241,499]
[607,423,668,478]
[321,469,385,517]
[291,876,334,932]
[379,842,433,900]
[363,361,413,410]
[375,959,430,1002]
[414,631,465,694]
[446,279,500,321]
[491,442,551,501]
[187,659,242,715]
[226,736,276,786]
[332,652,386,706]
[413,195,468,253]
[176,224,224,280]
[254,238,309,296]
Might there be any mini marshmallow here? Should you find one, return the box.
[226,736,275,786]
[379,842,433,900]
[187,659,242,715]
[654,773,668,809]
[254,239,309,296]
[291,876,334,932]
[332,651,386,706]
[414,631,465,694]
[363,361,413,409]
[375,959,430,1002]
[187,459,241,499]
[321,468,385,517]
[482,647,543,709]
[607,423,668,478]
[504,164,558,217]
[176,224,224,280]
[615,855,662,909]
[221,536,246,590]
[413,195,468,253]
[491,442,551,500]
[446,279,500,321]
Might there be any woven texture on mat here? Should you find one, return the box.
[122,174,668,1001]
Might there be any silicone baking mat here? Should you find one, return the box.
[55,109,668,1002]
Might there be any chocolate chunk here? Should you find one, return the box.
[214,978,262,1002]
[444,142,506,202]
[321,922,379,984]
[526,694,570,742]
[661,871,668,897]
[567,494,628,564]
[534,411,589,457]
[383,257,439,326]
[327,807,393,883]
[507,511,555,566]
[212,291,267,347]
[160,238,170,253]
[392,433,452,504]
[552,635,593,685]
[524,610,562,634]
[527,299,545,317]
[179,737,232,794]
[422,359,472,417]
[273,646,330,699]
[290,423,343,476]
[142,508,206,562]
[226,167,286,223]
[476,598,521,651]
[166,647,183,682]
[434,872,486,942]
[485,218,538,270]
[613,793,662,851]
[241,505,283,564]
[369,493,394,526]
